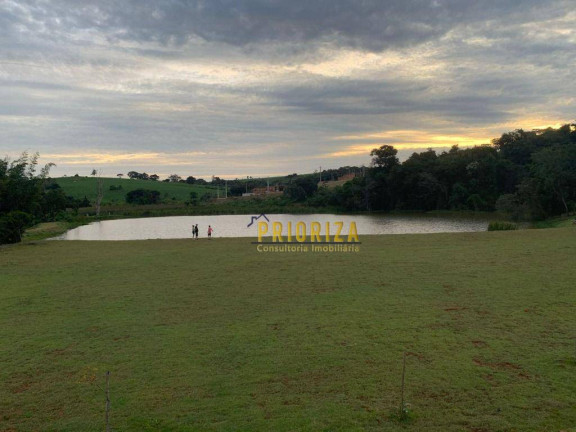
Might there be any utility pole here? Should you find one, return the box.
[266,178,270,194]
[225,180,228,199]
[319,166,322,182]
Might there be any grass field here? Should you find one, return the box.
[1,228,575,431]
[54,177,217,205]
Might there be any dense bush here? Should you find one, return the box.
[0,211,33,244]
[488,221,518,231]
[0,153,66,245]
[125,189,161,205]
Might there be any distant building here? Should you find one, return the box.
[252,185,284,195]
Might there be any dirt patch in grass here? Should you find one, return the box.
[473,357,533,380]
[10,381,34,394]
[405,351,426,361]
[473,358,521,370]
[444,306,468,312]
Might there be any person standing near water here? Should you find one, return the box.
[208,225,213,239]
[194,224,199,239]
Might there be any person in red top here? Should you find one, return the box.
[207,225,213,239]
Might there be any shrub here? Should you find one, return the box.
[0,211,33,244]
[488,221,518,231]
[125,189,161,205]
[79,196,91,207]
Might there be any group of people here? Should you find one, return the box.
[191,224,214,239]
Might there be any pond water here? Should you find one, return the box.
[56,213,489,241]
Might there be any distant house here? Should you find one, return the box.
[252,185,284,195]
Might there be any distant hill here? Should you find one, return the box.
[54,176,217,205]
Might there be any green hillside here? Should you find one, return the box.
[54,176,218,205]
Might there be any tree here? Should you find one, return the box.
[41,188,69,219]
[492,129,541,166]
[185,176,196,184]
[189,191,199,206]
[211,176,225,186]
[168,174,182,183]
[532,143,576,214]
[294,177,318,197]
[149,174,159,181]
[0,152,58,244]
[79,196,91,207]
[370,145,399,170]
[117,173,123,179]
[284,184,307,201]
[92,169,104,217]
[200,192,213,202]
[125,189,161,205]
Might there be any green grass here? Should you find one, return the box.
[21,221,81,242]
[54,176,217,205]
[1,229,575,431]
[533,215,576,229]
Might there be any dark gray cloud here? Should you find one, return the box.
[2,0,571,51]
[246,77,520,122]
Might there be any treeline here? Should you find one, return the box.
[2,124,575,244]
[182,123,576,219]
[125,171,209,185]
[310,124,576,219]
[0,153,88,244]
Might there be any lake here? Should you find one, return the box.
[56,213,489,241]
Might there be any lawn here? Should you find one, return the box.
[0,228,575,431]
[54,176,217,205]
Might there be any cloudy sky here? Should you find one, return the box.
[1,0,574,179]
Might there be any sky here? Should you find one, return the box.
[1,0,575,179]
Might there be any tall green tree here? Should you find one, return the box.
[0,152,57,244]
[532,142,576,214]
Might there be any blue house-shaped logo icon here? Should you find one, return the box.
[247,213,269,227]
